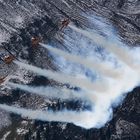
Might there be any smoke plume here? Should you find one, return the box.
[0,14,140,129]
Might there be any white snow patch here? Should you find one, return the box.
[60,123,67,130]
[1,131,11,140]
[0,32,10,44]
[62,0,71,9]
[14,15,24,27]
[0,110,11,130]
[16,128,28,135]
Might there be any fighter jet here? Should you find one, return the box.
[60,18,70,30]
[0,46,17,64]
[31,37,42,47]
[2,55,15,64]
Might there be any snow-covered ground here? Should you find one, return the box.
[0,0,140,139]
[0,110,11,130]
[1,131,11,140]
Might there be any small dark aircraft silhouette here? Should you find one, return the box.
[60,18,70,30]
[31,37,42,47]
[0,55,15,64]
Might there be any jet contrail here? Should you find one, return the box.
[14,60,108,92]
[8,82,92,101]
[40,43,121,79]
[69,24,134,67]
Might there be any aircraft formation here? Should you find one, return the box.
[0,18,70,84]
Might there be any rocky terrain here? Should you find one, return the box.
[0,0,140,140]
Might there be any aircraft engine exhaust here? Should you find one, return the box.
[1,13,140,129]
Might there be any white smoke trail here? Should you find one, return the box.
[1,14,140,129]
[0,62,139,129]
[40,43,121,79]
[69,24,135,67]
[8,82,92,101]
[0,104,112,129]
[14,60,108,92]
